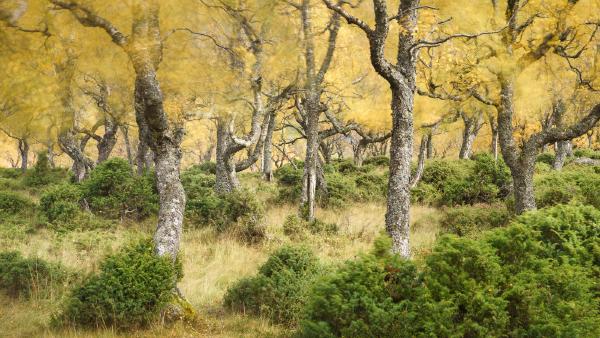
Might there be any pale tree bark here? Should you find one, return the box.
[296,0,341,221]
[80,75,120,163]
[0,128,31,173]
[207,3,293,193]
[324,0,420,257]
[551,101,569,170]
[553,140,570,170]
[425,132,434,159]
[486,111,499,160]
[458,111,484,159]
[121,124,134,166]
[46,142,56,168]
[17,138,29,173]
[58,130,95,182]
[262,110,276,181]
[495,81,600,214]
[410,134,427,188]
[470,0,600,214]
[349,129,391,166]
[96,117,119,163]
[586,130,594,148]
[419,112,458,160]
[51,0,186,261]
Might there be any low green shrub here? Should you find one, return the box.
[39,183,83,223]
[0,191,35,215]
[332,159,361,174]
[363,155,390,167]
[185,177,265,243]
[440,204,510,237]
[274,161,387,207]
[320,172,361,208]
[0,251,68,298]
[224,245,322,326]
[194,161,217,174]
[410,182,439,204]
[573,148,600,159]
[536,152,555,165]
[299,205,600,337]
[0,177,22,190]
[354,172,387,200]
[56,239,181,329]
[534,165,600,208]
[82,158,158,219]
[22,152,68,187]
[282,215,338,238]
[0,167,21,179]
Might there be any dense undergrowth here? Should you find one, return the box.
[0,150,599,335]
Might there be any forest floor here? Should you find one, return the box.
[0,179,442,338]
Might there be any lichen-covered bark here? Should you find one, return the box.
[426,132,434,159]
[17,138,29,173]
[58,130,95,182]
[410,134,427,188]
[459,111,484,159]
[553,140,570,170]
[96,116,119,163]
[121,125,134,166]
[214,119,239,194]
[298,0,341,221]
[262,111,276,181]
[323,0,420,257]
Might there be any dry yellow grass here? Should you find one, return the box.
[0,202,441,338]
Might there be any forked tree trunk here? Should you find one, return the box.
[17,139,29,173]
[459,112,484,159]
[96,117,119,163]
[121,125,134,166]
[59,131,94,182]
[353,141,366,166]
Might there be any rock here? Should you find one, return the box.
[572,157,600,166]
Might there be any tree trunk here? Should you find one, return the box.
[59,131,94,182]
[553,140,569,170]
[512,154,537,214]
[47,142,56,168]
[386,87,414,258]
[96,117,119,163]
[214,120,238,194]
[459,112,483,159]
[121,125,134,166]
[497,80,540,214]
[300,102,320,221]
[410,134,427,188]
[491,127,499,160]
[319,141,333,164]
[262,111,276,181]
[17,139,29,173]
[152,141,185,259]
[426,132,434,159]
[353,142,366,167]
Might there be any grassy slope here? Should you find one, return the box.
[0,174,441,338]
